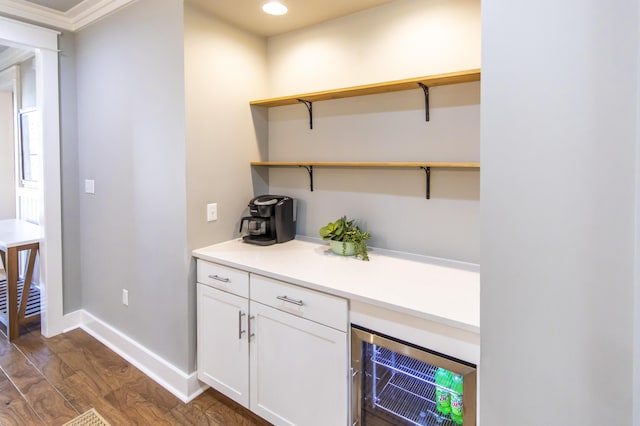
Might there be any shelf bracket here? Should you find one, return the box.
[417,83,430,122]
[299,165,314,191]
[420,166,431,199]
[297,99,313,129]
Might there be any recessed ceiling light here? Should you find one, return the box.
[262,1,288,15]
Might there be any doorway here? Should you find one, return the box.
[0,16,63,338]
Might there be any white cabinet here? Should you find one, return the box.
[196,260,349,426]
[250,301,347,426]
[196,283,249,406]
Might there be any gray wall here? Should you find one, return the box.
[184,4,268,251]
[184,3,268,371]
[58,30,81,313]
[267,84,480,262]
[481,0,637,424]
[75,0,190,370]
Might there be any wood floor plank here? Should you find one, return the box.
[53,371,94,413]
[57,369,133,426]
[171,389,236,426]
[44,329,148,394]
[205,402,271,426]
[0,340,79,425]
[0,330,13,357]
[198,390,271,426]
[0,380,44,426]
[103,386,178,426]
[169,403,209,425]
[117,373,181,412]
[183,389,220,412]
[14,376,78,425]
[43,343,118,396]
[12,331,76,387]
[0,349,80,424]
[1,327,273,426]
[89,352,147,390]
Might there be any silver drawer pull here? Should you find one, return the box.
[238,311,246,340]
[249,315,255,337]
[208,274,230,283]
[277,295,304,306]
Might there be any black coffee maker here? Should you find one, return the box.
[239,195,296,246]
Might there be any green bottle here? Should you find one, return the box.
[434,368,451,415]
[450,374,464,425]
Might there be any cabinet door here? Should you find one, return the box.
[197,284,249,407]
[249,301,348,426]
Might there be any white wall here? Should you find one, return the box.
[75,0,190,371]
[481,0,637,424]
[264,0,481,262]
[267,0,480,95]
[20,57,35,108]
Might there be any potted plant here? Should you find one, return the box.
[319,216,371,261]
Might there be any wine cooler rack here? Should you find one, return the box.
[369,346,462,426]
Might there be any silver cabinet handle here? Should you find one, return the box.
[238,311,246,340]
[249,315,255,337]
[208,274,230,283]
[277,295,304,306]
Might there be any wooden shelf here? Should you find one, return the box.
[250,161,479,199]
[248,69,481,196]
[250,161,479,168]
[249,69,481,108]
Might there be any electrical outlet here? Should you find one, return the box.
[207,203,218,222]
[122,289,129,306]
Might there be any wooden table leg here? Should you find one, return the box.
[7,247,18,341]
[18,246,38,323]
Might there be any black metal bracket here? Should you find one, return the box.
[420,166,431,199]
[417,83,430,122]
[297,99,313,129]
[300,165,314,191]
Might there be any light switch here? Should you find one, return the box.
[207,203,218,222]
[84,179,95,194]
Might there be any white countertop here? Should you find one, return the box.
[193,238,479,334]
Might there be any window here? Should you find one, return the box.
[18,108,41,185]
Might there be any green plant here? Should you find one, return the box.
[319,216,371,261]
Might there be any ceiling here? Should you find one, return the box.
[185,0,396,37]
[20,0,83,12]
[2,0,396,36]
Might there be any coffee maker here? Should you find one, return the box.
[239,195,296,246]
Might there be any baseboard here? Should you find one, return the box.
[61,309,83,332]
[62,310,208,403]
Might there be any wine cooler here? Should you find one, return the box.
[351,325,476,426]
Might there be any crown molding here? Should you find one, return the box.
[0,0,137,32]
[0,0,72,29]
[67,0,138,31]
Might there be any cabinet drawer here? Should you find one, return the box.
[197,260,249,298]
[250,274,347,332]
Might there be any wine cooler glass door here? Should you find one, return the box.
[351,325,476,426]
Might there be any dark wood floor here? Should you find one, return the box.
[0,322,271,425]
